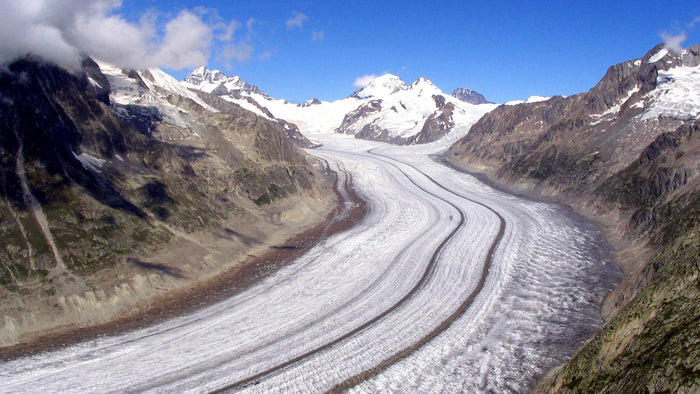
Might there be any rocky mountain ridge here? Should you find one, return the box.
[446,43,700,392]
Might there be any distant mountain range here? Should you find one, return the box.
[182,67,497,145]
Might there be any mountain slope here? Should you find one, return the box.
[546,122,700,393]
[183,69,498,145]
[0,57,336,346]
[445,43,700,392]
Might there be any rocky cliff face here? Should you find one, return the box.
[446,44,700,392]
[0,57,335,346]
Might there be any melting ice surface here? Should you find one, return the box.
[0,133,621,393]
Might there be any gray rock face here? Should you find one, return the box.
[335,100,383,136]
[298,98,321,107]
[450,88,488,105]
[408,99,455,144]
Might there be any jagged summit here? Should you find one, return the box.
[182,66,264,97]
[451,88,488,105]
[184,66,228,85]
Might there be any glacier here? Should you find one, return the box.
[0,132,620,393]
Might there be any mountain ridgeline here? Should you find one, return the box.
[183,68,496,145]
[447,43,700,392]
[0,57,336,346]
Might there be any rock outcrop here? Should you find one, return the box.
[451,87,488,105]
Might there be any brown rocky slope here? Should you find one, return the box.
[446,44,700,391]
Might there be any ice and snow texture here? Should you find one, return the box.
[642,65,700,121]
[0,134,620,393]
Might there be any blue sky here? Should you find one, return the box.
[119,1,700,103]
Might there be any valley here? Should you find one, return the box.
[0,38,699,393]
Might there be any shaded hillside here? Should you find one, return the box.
[0,58,334,346]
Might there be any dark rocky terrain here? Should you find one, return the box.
[446,44,700,392]
[451,87,489,105]
[0,57,336,346]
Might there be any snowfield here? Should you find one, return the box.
[0,132,620,392]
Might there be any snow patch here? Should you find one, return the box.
[354,74,408,99]
[88,77,102,89]
[73,152,105,173]
[144,68,218,113]
[642,65,700,121]
[648,48,668,63]
[504,96,550,106]
[525,95,550,103]
[221,95,273,120]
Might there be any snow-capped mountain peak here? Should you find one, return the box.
[184,68,498,146]
[411,76,435,87]
[410,76,442,96]
[184,66,228,85]
[352,73,408,99]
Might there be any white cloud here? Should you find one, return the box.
[259,50,273,60]
[220,16,258,63]
[223,42,254,62]
[353,74,378,88]
[286,11,308,29]
[312,30,325,41]
[150,11,212,69]
[0,0,213,70]
[218,20,241,42]
[660,31,687,54]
